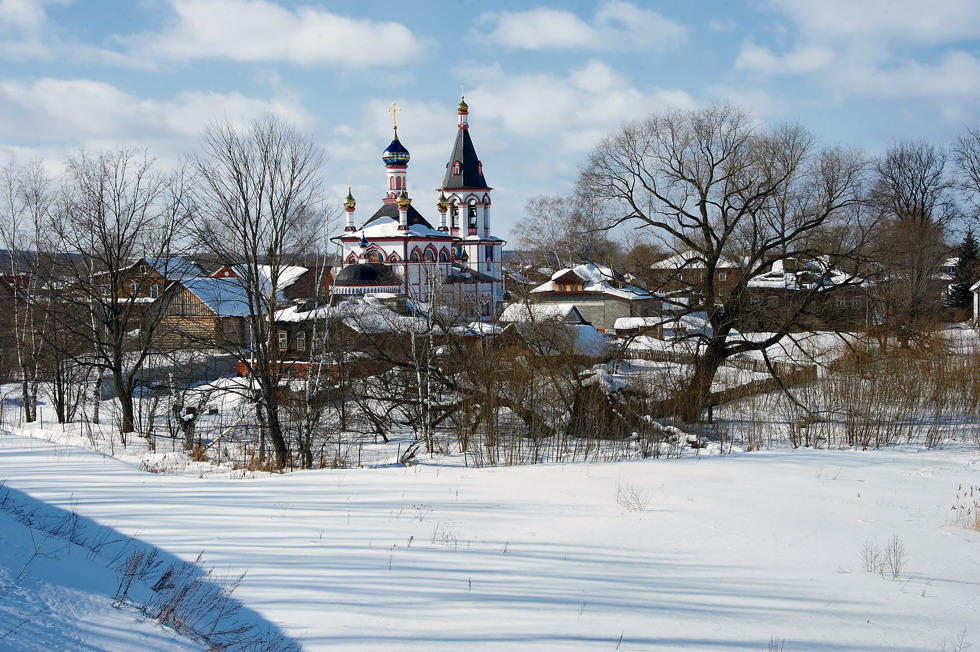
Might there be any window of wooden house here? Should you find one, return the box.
[718,272,727,281]
[277,331,288,351]
[139,264,147,274]
[296,332,307,352]
[149,284,159,299]
[101,284,111,297]
[129,282,139,296]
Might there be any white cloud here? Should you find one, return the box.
[119,0,428,68]
[732,0,980,114]
[735,41,836,74]
[0,77,315,149]
[475,1,686,51]
[836,50,980,99]
[456,60,696,151]
[0,0,68,59]
[764,0,980,46]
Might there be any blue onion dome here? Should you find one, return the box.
[382,128,411,166]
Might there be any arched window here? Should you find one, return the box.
[452,161,461,175]
[387,252,400,262]
[438,249,449,262]
[366,249,383,263]
[410,249,421,262]
[424,248,436,262]
[450,202,459,229]
[476,161,483,176]
[467,199,478,229]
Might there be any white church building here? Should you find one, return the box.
[332,97,505,319]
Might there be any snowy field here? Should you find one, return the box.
[1,429,979,651]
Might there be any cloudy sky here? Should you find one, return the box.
[1,0,979,239]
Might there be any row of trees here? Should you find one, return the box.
[4,106,980,469]
[517,106,980,420]
[1,117,327,470]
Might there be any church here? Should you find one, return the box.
[331,97,505,319]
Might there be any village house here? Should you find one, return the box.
[524,263,658,332]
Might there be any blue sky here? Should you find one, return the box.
[1,0,979,240]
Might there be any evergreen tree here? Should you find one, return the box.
[948,229,980,309]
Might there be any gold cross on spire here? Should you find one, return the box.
[387,101,400,129]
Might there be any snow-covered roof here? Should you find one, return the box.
[352,216,451,240]
[613,317,661,331]
[275,297,439,335]
[746,258,862,291]
[135,257,203,280]
[650,251,740,270]
[499,302,587,324]
[570,324,610,356]
[450,321,503,336]
[530,263,652,301]
[180,278,253,317]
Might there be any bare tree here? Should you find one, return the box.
[0,158,57,423]
[954,126,980,219]
[192,116,327,470]
[512,195,622,270]
[874,140,956,225]
[50,148,188,435]
[582,105,869,422]
[869,140,958,344]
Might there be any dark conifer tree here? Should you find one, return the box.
[948,229,980,309]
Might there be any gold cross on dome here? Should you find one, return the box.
[387,102,400,129]
[460,84,464,99]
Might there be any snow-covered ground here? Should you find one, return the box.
[0,504,202,651]
[1,429,978,651]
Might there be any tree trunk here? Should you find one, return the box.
[114,374,136,435]
[676,338,727,423]
[260,384,289,470]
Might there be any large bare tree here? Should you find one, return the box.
[870,140,958,342]
[51,148,188,435]
[192,116,326,470]
[582,105,869,422]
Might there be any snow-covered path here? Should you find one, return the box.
[1,430,978,650]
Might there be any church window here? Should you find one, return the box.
[424,248,436,262]
[439,249,449,262]
[450,203,459,229]
[476,161,483,176]
[366,249,383,263]
[452,161,461,176]
[468,200,478,228]
[410,249,421,262]
[485,246,494,262]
